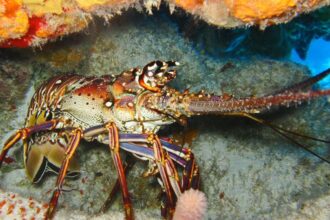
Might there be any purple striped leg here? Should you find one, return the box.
[106,123,134,220]
[119,134,200,190]
[46,128,82,219]
[148,134,182,219]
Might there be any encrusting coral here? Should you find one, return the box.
[0,189,48,219]
[0,0,329,47]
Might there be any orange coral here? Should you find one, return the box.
[0,0,91,47]
[174,0,204,11]
[224,0,297,22]
[0,0,135,47]
[0,0,329,47]
[23,0,64,16]
[35,14,90,39]
[308,0,322,6]
[2,0,20,17]
[75,0,135,11]
[0,0,29,41]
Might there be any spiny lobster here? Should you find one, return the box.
[0,60,329,219]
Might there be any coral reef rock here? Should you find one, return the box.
[1,0,329,47]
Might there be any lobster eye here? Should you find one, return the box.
[45,110,53,121]
[104,101,113,108]
[138,60,179,92]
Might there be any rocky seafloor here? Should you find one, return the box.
[0,9,330,220]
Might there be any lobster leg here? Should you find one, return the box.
[119,134,187,166]
[88,128,198,188]
[46,128,82,219]
[149,134,182,218]
[85,126,199,215]
[85,128,188,167]
[107,133,195,192]
[159,140,200,190]
[0,119,60,167]
[100,155,136,213]
[164,154,182,197]
[86,126,197,213]
[181,150,200,190]
[106,123,133,220]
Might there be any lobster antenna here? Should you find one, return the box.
[223,112,330,164]
[247,113,330,164]
[268,67,330,95]
[265,122,330,164]
[250,117,329,143]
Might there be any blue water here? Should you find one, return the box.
[290,38,330,89]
